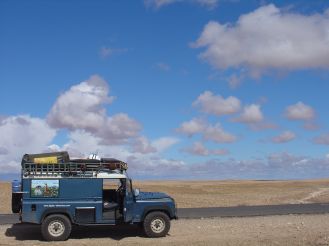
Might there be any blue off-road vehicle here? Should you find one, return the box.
[11,152,177,241]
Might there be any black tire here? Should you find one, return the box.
[41,214,72,241]
[143,211,170,238]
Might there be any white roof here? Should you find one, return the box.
[22,171,127,179]
[95,172,127,179]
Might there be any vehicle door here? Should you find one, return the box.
[123,179,134,222]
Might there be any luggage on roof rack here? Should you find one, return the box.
[21,151,70,166]
[21,152,128,177]
[70,158,128,171]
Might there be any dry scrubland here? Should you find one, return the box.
[134,179,329,208]
[1,214,329,245]
[1,179,329,214]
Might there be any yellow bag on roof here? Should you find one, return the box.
[33,156,58,164]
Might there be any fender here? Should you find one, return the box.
[141,205,174,220]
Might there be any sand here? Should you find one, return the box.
[1,214,329,245]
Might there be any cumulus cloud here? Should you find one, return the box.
[158,152,329,180]
[234,104,263,123]
[144,0,218,9]
[193,4,329,78]
[47,130,186,179]
[131,152,329,179]
[47,75,141,145]
[130,136,157,154]
[192,152,329,180]
[232,104,275,130]
[47,75,113,131]
[3,120,326,180]
[203,123,237,143]
[271,131,296,143]
[0,115,56,173]
[176,118,207,136]
[284,102,315,121]
[177,118,237,143]
[183,141,229,156]
[193,91,241,116]
[152,137,180,152]
[130,136,179,154]
[101,113,142,145]
[313,133,329,145]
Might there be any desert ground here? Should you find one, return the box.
[1,179,329,214]
[0,214,328,245]
[1,179,329,245]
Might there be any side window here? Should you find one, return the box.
[31,179,59,198]
[103,179,121,190]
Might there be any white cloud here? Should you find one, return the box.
[203,123,237,143]
[232,104,275,131]
[193,91,241,116]
[193,4,329,77]
[47,75,141,145]
[177,118,237,143]
[152,137,180,152]
[0,115,56,173]
[47,75,113,131]
[130,136,179,154]
[271,131,296,143]
[234,104,264,123]
[183,141,229,156]
[176,118,206,137]
[47,130,187,179]
[144,0,218,9]
[130,136,157,154]
[284,101,315,121]
[313,133,329,145]
[3,121,327,179]
[101,113,141,145]
[184,142,209,156]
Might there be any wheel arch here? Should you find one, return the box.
[142,206,172,221]
[41,208,73,223]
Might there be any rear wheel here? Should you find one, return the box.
[41,214,72,241]
[143,211,170,238]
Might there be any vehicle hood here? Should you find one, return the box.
[137,191,172,200]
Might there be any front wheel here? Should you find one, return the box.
[41,214,72,241]
[143,211,170,238]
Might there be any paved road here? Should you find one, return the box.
[1,203,329,225]
[177,203,329,219]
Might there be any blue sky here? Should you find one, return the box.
[1,0,329,180]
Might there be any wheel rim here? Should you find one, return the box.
[150,218,165,234]
[48,220,65,237]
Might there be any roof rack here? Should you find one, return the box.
[21,152,128,178]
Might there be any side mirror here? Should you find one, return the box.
[134,188,140,197]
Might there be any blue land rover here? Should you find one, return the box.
[11,152,177,241]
